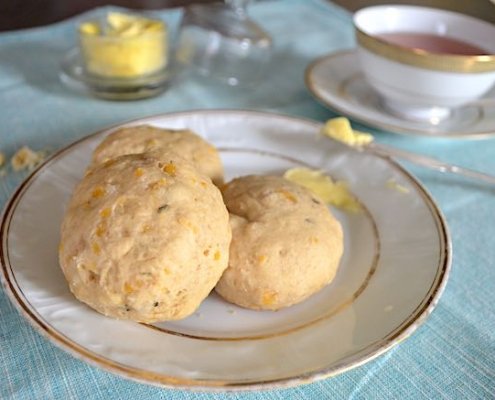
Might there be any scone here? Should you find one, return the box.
[90,125,224,185]
[216,175,343,310]
[59,152,231,322]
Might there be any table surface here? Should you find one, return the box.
[1,1,494,399]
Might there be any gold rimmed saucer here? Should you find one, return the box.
[305,50,495,139]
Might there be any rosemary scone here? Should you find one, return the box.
[216,175,343,310]
[90,125,224,185]
[59,152,231,322]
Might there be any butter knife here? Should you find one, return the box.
[367,142,495,185]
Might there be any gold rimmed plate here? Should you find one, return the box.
[0,110,451,390]
[305,50,495,139]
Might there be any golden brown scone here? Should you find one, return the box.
[90,125,224,185]
[216,175,343,310]
[59,152,231,322]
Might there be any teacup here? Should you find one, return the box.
[353,5,495,122]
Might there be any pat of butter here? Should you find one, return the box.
[321,117,373,147]
[284,168,362,213]
[79,12,167,78]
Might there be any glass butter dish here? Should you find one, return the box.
[61,11,171,100]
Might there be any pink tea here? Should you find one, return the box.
[377,32,488,56]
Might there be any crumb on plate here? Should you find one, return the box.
[11,146,45,171]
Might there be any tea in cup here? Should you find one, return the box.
[353,5,495,122]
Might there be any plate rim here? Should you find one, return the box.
[0,109,452,391]
[305,49,495,140]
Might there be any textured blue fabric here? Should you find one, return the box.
[1,1,495,398]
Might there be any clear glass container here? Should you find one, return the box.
[60,11,171,100]
[175,0,273,87]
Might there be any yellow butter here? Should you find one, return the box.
[284,167,362,213]
[79,12,167,78]
[321,117,373,147]
[386,178,410,194]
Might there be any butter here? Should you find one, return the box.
[321,117,373,147]
[284,168,362,213]
[386,178,410,194]
[79,12,167,78]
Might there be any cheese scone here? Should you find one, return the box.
[216,175,343,310]
[59,152,231,322]
[90,125,224,185]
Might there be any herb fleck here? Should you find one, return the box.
[157,204,169,213]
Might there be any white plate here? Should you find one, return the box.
[0,110,451,391]
[305,50,495,139]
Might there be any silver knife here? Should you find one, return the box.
[367,142,495,185]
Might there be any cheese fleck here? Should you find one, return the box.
[262,292,278,306]
[91,186,106,199]
[163,162,176,176]
[134,167,145,177]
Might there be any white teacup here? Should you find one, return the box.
[353,5,495,122]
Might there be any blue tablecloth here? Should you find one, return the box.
[1,0,494,398]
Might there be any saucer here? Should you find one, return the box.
[305,50,495,139]
[60,49,172,100]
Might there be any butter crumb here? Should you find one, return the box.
[11,146,45,171]
[284,167,362,213]
[386,179,410,194]
[321,117,373,147]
